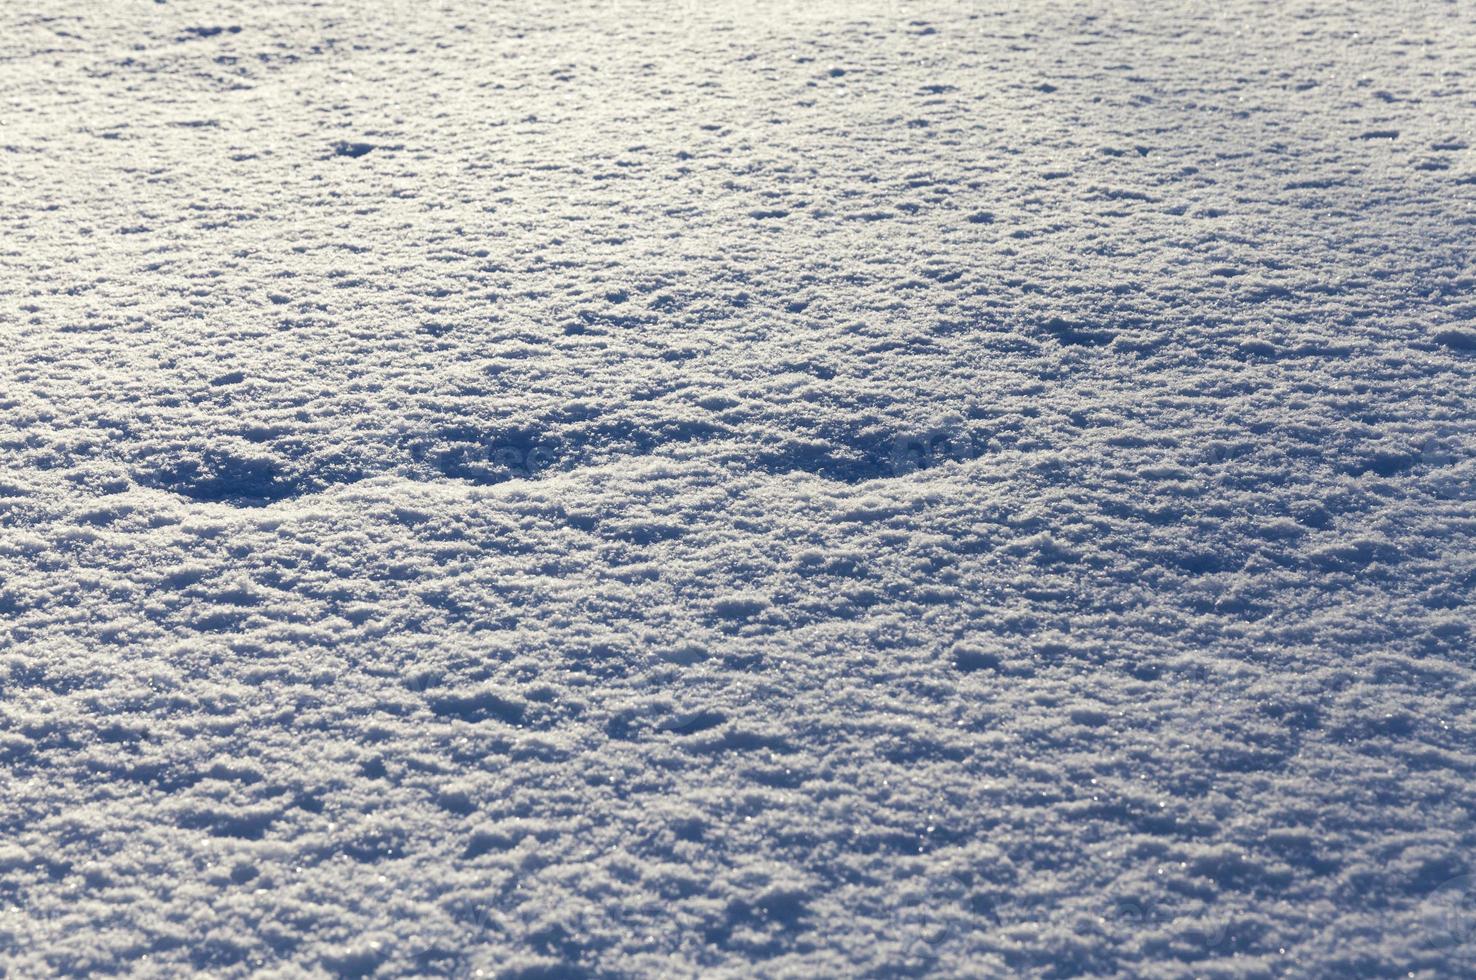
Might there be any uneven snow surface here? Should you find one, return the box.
[3,1,1475,976]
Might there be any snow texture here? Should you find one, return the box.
[2,0,1475,976]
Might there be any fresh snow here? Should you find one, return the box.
[2,0,1474,976]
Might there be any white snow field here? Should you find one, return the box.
[2,0,1474,975]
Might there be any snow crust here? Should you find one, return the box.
[2,0,1474,975]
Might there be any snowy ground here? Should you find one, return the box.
[2,0,1474,976]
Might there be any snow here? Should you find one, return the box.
[2,0,1474,975]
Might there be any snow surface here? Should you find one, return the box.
[2,0,1475,976]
